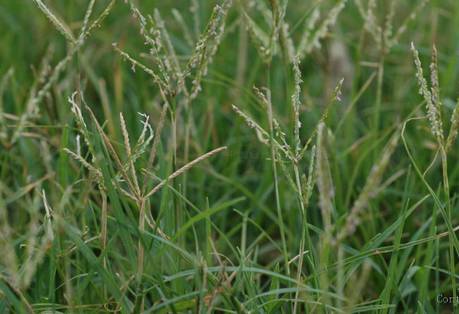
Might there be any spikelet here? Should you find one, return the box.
[134,113,154,158]
[254,85,292,155]
[383,0,396,46]
[0,68,14,137]
[120,113,132,161]
[122,1,190,101]
[280,20,296,63]
[274,0,295,62]
[84,105,141,200]
[302,145,316,210]
[241,0,287,63]
[233,87,295,160]
[255,86,280,113]
[388,0,428,49]
[68,92,97,161]
[145,147,227,198]
[307,0,347,50]
[273,118,292,154]
[42,190,54,236]
[363,0,382,48]
[144,104,168,190]
[297,78,343,162]
[64,148,102,181]
[446,99,459,152]
[187,0,233,99]
[127,0,232,101]
[69,93,87,130]
[297,8,320,59]
[20,190,55,289]
[0,194,19,286]
[36,0,111,86]
[357,0,428,52]
[316,123,334,232]
[32,0,76,44]
[113,44,170,102]
[231,104,270,146]
[242,11,271,61]
[291,57,303,156]
[268,0,285,59]
[411,43,444,145]
[190,0,201,38]
[251,0,273,26]
[430,46,442,111]
[13,0,115,143]
[118,113,154,185]
[120,113,140,195]
[11,47,54,142]
[77,0,95,43]
[297,0,347,59]
[153,9,185,92]
[126,1,172,89]
[65,93,107,189]
[338,131,400,241]
[118,113,155,197]
[64,151,103,192]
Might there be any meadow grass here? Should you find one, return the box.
[1,0,459,313]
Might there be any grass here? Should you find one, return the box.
[1,0,459,312]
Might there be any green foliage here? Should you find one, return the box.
[1,0,459,312]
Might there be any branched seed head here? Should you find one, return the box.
[188,0,233,99]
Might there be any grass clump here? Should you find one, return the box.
[1,0,459,313]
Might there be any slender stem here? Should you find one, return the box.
[100,190,108,299]
[373,53,385,134]
[292,164,305,314]
[292,163,315,314]
[100,191,108,261]
[267,84,289,277]
[402,119,459,256]
[137,198,146,284]
[440,147,456,303]
[170,106,178,170]
[134,197,146,313]
[336,246,344,309]
[263,60,290,278]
